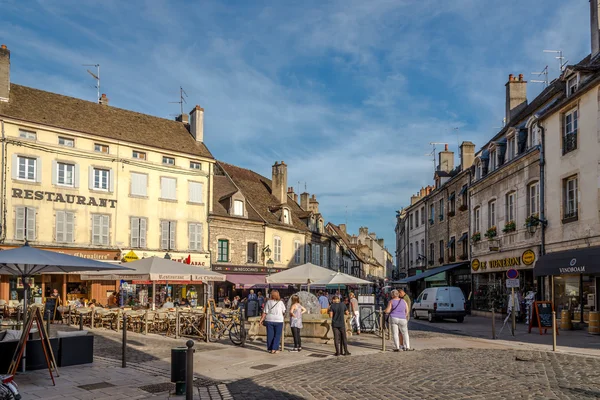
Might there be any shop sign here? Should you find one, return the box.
[121,250,208,266]
[0,245,119,261]
[12,188,117,208]
[123,251,140,262]
[471,249,537,272]
[212,265,282,274]
[522,250,536,266]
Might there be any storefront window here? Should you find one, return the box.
[473,271,535,312]
[555,274,596,322]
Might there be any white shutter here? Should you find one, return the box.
[73,164,80,188]
[131,173,147,196]
[161,221,169,249]
[188,223,196,250]
[139,218,147,248]
[109,169,115,193]
[11,154,18,180]
[161,177,177,200]
[92,215,101,244]
[101,215,109,245]
[169,222,176,250]
[131,217,139,248]
[189,182,203,203]
[88,167,95,190]
[26,207,36,240]
[56,211,65,242]
[15,207,24,240]
[35,157,42,183]
[51,160,58,185]
[66,212,74,242]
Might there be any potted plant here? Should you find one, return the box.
[429,218,434,225]
[525,213,540,227]
[459,254,468,261]
[502,220,516,233]
[484,226,497,239]
[448,256,456,262]
[471,232,481,243]
[438,214,444,221]
[438,257,445,263]
[459,204,468,212]
[448,210,456,217]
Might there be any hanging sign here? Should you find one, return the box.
[123,251,139,262]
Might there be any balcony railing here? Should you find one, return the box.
[563,132,577,154]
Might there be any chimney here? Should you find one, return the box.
[505,73,527,123]
[592,0,600,57]
[0,44,10,102]
[189,105,204,142]
[309,194,319,213]
[459,141,476,171]
[339,224,347,234]
[271,161,287,205]
[99,93,109,106]
[300,192,310,210]
[377,238,385,247]
[287,187,299,204]
[438,144,454,173]
[176,113,189,124]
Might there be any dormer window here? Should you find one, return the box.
[475,160,482,180]
[567,75,578,96]
[283,208,290,224]
[506,133,517,162]
[489,147,497,171]
[233,200,244,216]
[528,123,539,148]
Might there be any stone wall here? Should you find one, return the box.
[209,217,264,266]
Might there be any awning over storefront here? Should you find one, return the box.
[226,274,267,288]
[398,262,468,284]
[534,246,600,277]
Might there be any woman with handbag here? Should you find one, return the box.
[259,290,286,354]
[385,289,411,352]
[289,294,307,352]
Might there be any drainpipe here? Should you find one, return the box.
[539,123,547,302]
[0,119,5,243]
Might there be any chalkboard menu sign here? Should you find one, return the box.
[529,301,558,336]
[44,297,58,321]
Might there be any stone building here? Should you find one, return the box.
[327,223,365,278]
[0,44,215,304]
[397,186,432,280]
[351,227,392,280]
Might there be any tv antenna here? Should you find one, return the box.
[531,66,549,88]
[543,50,568,73]
[427,142,448,174]
[169,86,188,116]
[82,64,100,103]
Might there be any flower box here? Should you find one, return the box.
[471,232,481,242]
[448,211,456,217]
[448,256,456,262]
[458,204,468,212]
[438,257,445,263]
[459,254,468,261]
[485,226,497,239]
[525,213,540,227]
[502,221,516,233]
[429,219,434,225]
[438,215,444,221]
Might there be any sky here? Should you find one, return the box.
[0,0,592,259]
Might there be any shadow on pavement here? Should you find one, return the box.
[228,378,305,400]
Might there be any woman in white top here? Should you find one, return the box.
[259,290,287,354]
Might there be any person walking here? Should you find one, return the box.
[329,295,350,356]
[318,291,330,315]
[385,289,411,352]
[248,290,257,301]
[349,292,360,335]
[289,294,307,352]
[259,290,286,354]
[257,292,265,311]
[398,288,411,349]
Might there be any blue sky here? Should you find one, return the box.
[0,0,592,257]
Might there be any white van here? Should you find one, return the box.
[412,286,466,323]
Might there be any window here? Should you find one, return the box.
[567,75,578,96]
[94,143,109,153]
[233,200,244,216]
[505,192,516,222]
[528,182,540,216]
[409,214,413,229]
[430,204,435,221]
[461,233,469,258]
[130,217,147,248]
[294,241,301,264]
[162,156,175,165]
[323,247,328,268]
[161,177,177,200]
[305,244,311,264]
[529,124,539,148]
[421,207,425,224]
[161,221,176,250]
[274,236,282,262]
[421,239,425,258]
[429,243,435,263]
[439,240,444,263]
[461,185,468,207]
[132,150,146,160]
[130,172,148,197]
[507,135,517,161]
[19,129,36,140]
[17,156,36,181]
[489,149,497,171]
[563,108,578,154]
[218,240,229,262]
[315,245,321,266]
[449,237,456,259]
[55,211,74,243]
[283,208,290,224]
[188,223,203,251]
[438,198,444,221]
[488,201,496,228]
[58,137,74,147]
[15,206,35,240]
[415,210,419,227]
[449,192,456,213]
[93,168,110,191]
[409,243,413,265]
[563,176,578,221]
[474,207,481,232]
[57,162,74,186]
[188,181,202,203]
[91,214,109,245]
[476,161,482,180]
[247,242,258,263]
[190,161,202,170]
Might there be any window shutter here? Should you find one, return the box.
[11,154,18,180]
[66,212,74,242]
[109,169,115,193]
[131,217,139,248]
[35,157,42,183]
[73,164,80,188]
[92,214,101,244]
[15,207,25,240]
[169,222,176,250]
[88,167,95,190]
[189,182,203,203]
[56,211,65,242]
[51,160,58,185]
[188,223,196,250]
[101,215,109,245]
[131,173,147,196]
[26,207,36,240]
[139,218,147,248]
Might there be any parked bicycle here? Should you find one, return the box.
[0,375,20,400]
[360,309,388,338]
[209,310,245,346]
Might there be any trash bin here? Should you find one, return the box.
[171,347,187,395]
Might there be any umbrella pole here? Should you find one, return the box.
[152,282,156,311]
[21,275,28,373]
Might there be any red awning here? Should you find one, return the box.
[226,274,266,288]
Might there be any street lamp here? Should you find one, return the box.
[526,215,548,235]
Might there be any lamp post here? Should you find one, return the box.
[263,246,273,296]
[526,215,548,235]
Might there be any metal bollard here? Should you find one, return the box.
[175,308,180,339]
[79,313,84,331]
[68,306,71,326]
[552,311,557,352]
[280,317,285,352]
[491,308,496,340]
[46,310,52,337]
[91,308,95,329]
[144,309,149,336]
[122,312,127,368]
[380,307,385,352]
[186,340,194,400]
[240,308,247,346]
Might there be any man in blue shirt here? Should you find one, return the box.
[247,290,257,301]
[318,291,330,314]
